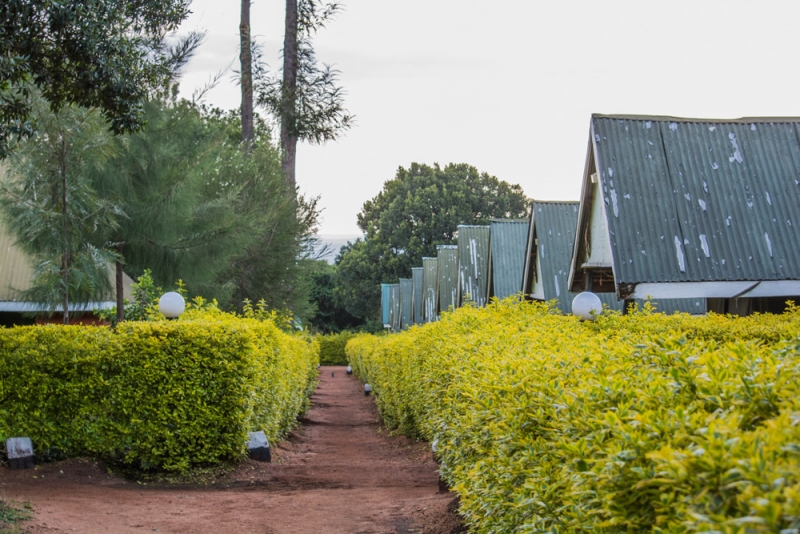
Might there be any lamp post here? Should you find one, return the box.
[159,292,185,320]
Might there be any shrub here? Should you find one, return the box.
[347,299,800,533]
[318,331,355,366]
[0,309,318,473]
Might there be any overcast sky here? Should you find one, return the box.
[176,0,800,235]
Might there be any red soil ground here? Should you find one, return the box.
[1,366,465,534]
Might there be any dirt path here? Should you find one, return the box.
[1,366,464,534]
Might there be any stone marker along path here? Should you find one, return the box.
[1,366,463,534]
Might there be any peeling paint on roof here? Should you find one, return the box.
[436,245,459,313]
[591,114,800,285]
[457,226,490,307]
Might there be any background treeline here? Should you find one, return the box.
[312,162,530,333]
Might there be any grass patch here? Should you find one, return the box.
[0,499,33,533]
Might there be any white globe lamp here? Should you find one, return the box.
[159,292,185,319]
[572,291,602,321]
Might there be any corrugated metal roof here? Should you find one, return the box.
[422,257,438,322]
[591,114,800,286]
[399,278,412,329]
[532,202,584,313]
[411,267,423,324]
[532,201,700,314]
[389,283,401,331]
[488,219,528,300]
[458,225,490,307]
[381,283,392,326]
[437,245,459,313]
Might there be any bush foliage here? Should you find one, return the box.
[347,299,800,533]
[0,308,318,473]
[318,331,355,366]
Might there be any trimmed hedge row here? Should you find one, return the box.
[318,331,355,366]
[0,309,318,473]
[347,299,800,533]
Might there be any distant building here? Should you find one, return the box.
[568,114,800,314]
[1,216,133,326]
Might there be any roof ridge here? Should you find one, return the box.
[592,113,800,123]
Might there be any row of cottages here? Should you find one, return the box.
[0,215,134,326]
[381,113,800,329]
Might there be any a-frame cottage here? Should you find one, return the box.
[568,114,800,314]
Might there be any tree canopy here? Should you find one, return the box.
[0,0,193,158]
[335,162,530,321]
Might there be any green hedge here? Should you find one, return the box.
[318,331,355,366]
[348,300,800,533]
[0,312,318,473]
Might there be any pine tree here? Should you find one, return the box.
[0,100,121,323]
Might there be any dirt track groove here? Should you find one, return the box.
[1,366,463,534]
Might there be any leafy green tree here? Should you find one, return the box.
[91,99,267,318]
[0,0,195,158]
[335,162,530,321]
[91,100,320,322]
[0,100,121,323]
[258,0,353,187]
[306,260,361,333]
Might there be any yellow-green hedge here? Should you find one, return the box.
[347,299,800,533]
[0,309,318,473]
[318,331,355,366]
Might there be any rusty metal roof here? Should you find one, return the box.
[588,114,800,287]
[488,219,528,300]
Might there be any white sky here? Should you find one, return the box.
[177,0,800,235]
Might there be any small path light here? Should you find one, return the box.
[346,365,352,375]
[572,291,603,321]
[159,292,185,319]
[247,431,271,463]
[6,437,34,470]
[364,383,372,396]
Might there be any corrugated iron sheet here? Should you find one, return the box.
[592,115,800,285]
[389,283,401,331]
[437,245,459,313]
[381,283,392,326]
[399,278,412,329]
[411,267,423,324]
[533,202,585,313]
[422,257,438,322]
[489,219,528,300]
[458,225,490,307]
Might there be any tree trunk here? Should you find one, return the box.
[281,0,298,189]
[240,0,254,150]
[116,243,125,324]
